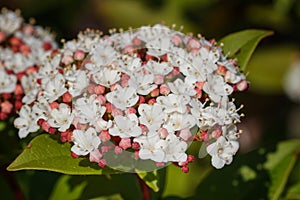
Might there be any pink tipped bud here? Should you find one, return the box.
[1,101,13,114]
[212,128,222,139]
[98,159,107,168]
[123,45,135,55]
[150,88,159,97]
[187,155,194,163]
[15,100,23,110]
[132,37,142,46]
[119,138,132,150]
[236,80,249,91]
[172,34,183,46]
[187,38,201,49]
[217,65,227,76]
[134,150,140,159]
[89,149,103,163]
[132,142,140,150]
[200,131,208,141]
[14,84,24,95]
[74,49,85,61]
[179,128,192,141]
[181,166,189,173]
[105,103,113,113]
[154,74,164,85]
[156,162,165,167]
[160,84,170,95]
[0,31,6,42]
[114,146,123,154]
[101,145,110,153]
[96,95,106,105]
[99,130,111,142]
[42,121,51,132]
[22,25,35,35]
[42,42,52,51]
[94,85,105,95]
[112,107,123,117]
[71,152,79,158]
[158,127,168,139]
[60,130,72,142]
[61,54,74,65]
[147,98,156,105]
[139,124,149,134]
[49,102,59,109]
[126,107,136,115]
[20,44,31,55]
[0,112,8,120]
[138,96,145,104]
[62,92,72,103]
[87,84,96,94]
[48,127,57,134]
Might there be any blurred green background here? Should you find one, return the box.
[1,0,300,199]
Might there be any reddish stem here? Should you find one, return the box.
[136,174,151,200]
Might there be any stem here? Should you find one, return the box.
[1,165,25,200]
[136,174,151,200]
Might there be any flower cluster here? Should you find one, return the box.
[14,24,248,171]
[0,8,57,120]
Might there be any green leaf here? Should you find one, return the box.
[7,134,120,175]
[136,170,160,192]
[286,182,300,199]
[219,29,273,70]
[264,140,300,200]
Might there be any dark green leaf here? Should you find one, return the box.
[7,134,120,175]
[219,29,273,70]
[136,170,160,192]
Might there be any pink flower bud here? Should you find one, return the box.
[94,85,105,95]
[112,107,123,117]
[14,84,24,95]
[14,100,23,110]
[150,88,159,97]
[119,138,131,150]
[62,92,72,103]
[187,38,200,49]
[60,130,72,142]
[126,107,136,115]
[172,34,183,46]
[132,37,142,46]
[87,84,96,94]
[217,65,227,76]
[99,130,111,142]
[132,142,140,150]
[42,121,51,132]
[236,80,249,91]
[89,149,103,163]
[187,155,194,163]
[96,95,106,105]
[114,146,123,154]
[101,145,110,153]
[134,150,140,159]
[123,45,135,55]
[61,55,74,65]
[98,159,107,168]
[159,84,170,95]
[74,49,85,60]
[181,165,189,173]
[20,44,31,55]
[71,152,79,158]
[121,73,130,87]
[139,124,149,134]
[49,102,59,109]
[179,128,192,141]
[147,98,156,105]
[0,112,8,120]
[42,42,52,51]
[154,74,164,85]
[200,131,208,141]
[211,128,222,139]
[158,128,168,139]
[0,31,6,42]
[156,162,165,167]
[22,25,35,35]
[1,101,13,114]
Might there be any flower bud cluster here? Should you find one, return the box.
[13,24,248,171]
[0,8,57,120]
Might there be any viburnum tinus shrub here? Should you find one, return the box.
[14,24,249,172]
[0,8,57,120]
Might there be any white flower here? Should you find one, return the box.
[134,131,166,162]
[47,103,74,132]
[31,97,51,120]
[0,9,22,34]
[137,24,171,43]
[164,112,196,133]
[21,74,40,104]
[146,36,173,57]
[163,133,188,162]
[138,103,167,131]
[145,60,173,76]
[203,74,233,103]
[206,136,239,169]
[90,42,119,67]
[167,78,196,96]
[0,69,17,93]
[106,85,139,110]
[74,95,106,125]
[109,114,142,138]
[65,69,89,97]
[42,73,67,102]
[93,68,121,87]
[120,56,142,72]
[128,71,157,95]
[14,105,39,138]
[71,127,101,156]
[156,94,189,114]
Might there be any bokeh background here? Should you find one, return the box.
[1,0,300,199]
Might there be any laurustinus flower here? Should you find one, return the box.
[0,8,57,120]
[13,24,247,172]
